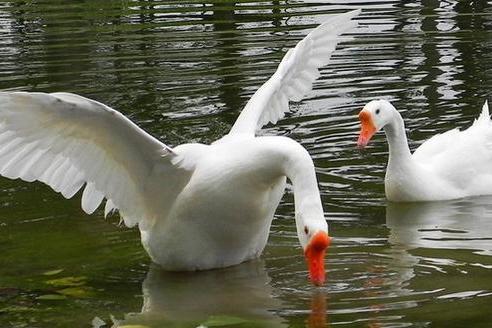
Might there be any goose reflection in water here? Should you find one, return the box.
[386,197,492,255]
[341,198,492,326]
[384,197,492,295]
[110,260,328,328]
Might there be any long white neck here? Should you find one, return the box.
[382,102,412,169]
[277,138,327,245]
[245,136,328,247]
[288,156,324,221]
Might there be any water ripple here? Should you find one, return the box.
[0,1,491,327]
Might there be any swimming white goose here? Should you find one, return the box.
[357,99,492,202]
[0,10,359,285]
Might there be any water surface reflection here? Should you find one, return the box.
[1,1,492,327]
[113,261,285,327]
[112,260,329,328]
[387,197,492,255]
[383,198,492,315]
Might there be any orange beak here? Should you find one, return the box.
[357,110,377,148]
[305,231,331,286]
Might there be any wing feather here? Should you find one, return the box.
[104,199,116,217]
[229,9,360,135]
[0,91,184,228]
[413,101,492,164]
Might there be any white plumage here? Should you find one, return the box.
[0,92,174,229]
[358,100,492,202]
[0,10,359,283]
[230,10,359,135]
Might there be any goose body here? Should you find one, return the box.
[0,10,360,285]
[142,136,308,271]
[358,100,492,202]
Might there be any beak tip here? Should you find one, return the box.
[311,277,325,286]
[356,138,367,149]
[305,231,330,287]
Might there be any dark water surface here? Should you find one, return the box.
[1,1,492,327]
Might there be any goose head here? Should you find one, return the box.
[357,100,395,148]
[296,212,331,286]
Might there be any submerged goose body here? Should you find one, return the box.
[358,100,492,202]
[0,10,360,285]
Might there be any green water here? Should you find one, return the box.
[1,1,492,327]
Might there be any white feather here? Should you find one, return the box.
[227,9,360,135]
[0,91,181,227]
[81,182,105,214]
[1,142,39,179]
[104,199,116,218]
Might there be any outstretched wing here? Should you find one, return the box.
[0,92,184,229]
[228,9,360,136]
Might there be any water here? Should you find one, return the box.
[0,1,492,327]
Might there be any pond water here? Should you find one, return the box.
[1,1,492,327]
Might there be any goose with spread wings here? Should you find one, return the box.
[0,10,359,286]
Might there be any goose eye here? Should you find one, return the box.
[304,226,309,235]
[375,109,380,115]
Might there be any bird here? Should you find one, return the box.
[357,99,492,202]
[0,10,360,286]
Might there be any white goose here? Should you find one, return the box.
[357,99,492,202]
[0,10,359,285]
